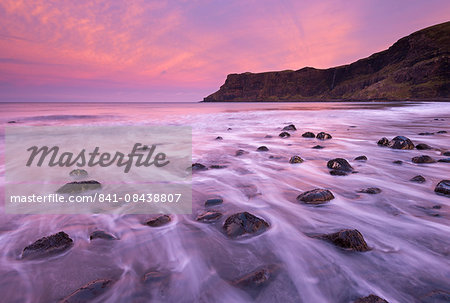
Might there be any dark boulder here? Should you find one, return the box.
[215,136,223,140]
[192,163,208,171]
[412,155,435,163]
[354,155,367,161]
[377,137,389,146]
[312,145,324,149]
[319,229,370,252]
[22,231,73,259]
[443,151,450,156]
[393,160,403,165]
[302,132,315,138]
[416,143,432,150]
[223,212,269,238]
[437,130,447,134]
[435,180,450,197]
[354,294,389,303]
[357,187,382,194]
[145,215,171,227]
[210,165,227,169]
[196,211,222,223]
[289,156,304,164]
[256,146,269,152]
[316,132,332,140]
[61,279,114,303]
[282,124,296,131]
[410,175,426,183]
[388,136,414,149]
[279,132,290,138]
[69,169,88,177]
[235,149,249,156]
[7,120,16,123]
[297,189,334,204]
[205,198,223,206]
[90,231,117,241]
[327,158,353,172]
[56,180,101,194]
[437,158,450,163]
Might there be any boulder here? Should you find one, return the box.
[302,132,315,138]
[215,136,223,140]
[327,158,353,172]
[443,151,450,156]
[410,175,426,183]
[354,155,367,161]
[56,180,101,194]
[22,231,73,259]
[393,160,403,165]
[357,187,382,194]
[316,132,332,140]
[437,130,447,134]
[282,124,296,131]
[377,137,389,146]
[196,211,222,223]
[297,189,334,204]
[412,155,435,163]
[90,231,117,241]
[256,146,269,152]
[289,156,304,164]
[223,212,269,238]
[145,215,171,227]
[279,132,290,138]
[354,294,389,303]
[388,136,414,149]
[319,229,369,252]
[434,180,450,197]
[416,143,432,150]
[60,279,114,303]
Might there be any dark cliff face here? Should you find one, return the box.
[204,22,450,102]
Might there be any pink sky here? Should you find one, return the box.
[0,0,449,102]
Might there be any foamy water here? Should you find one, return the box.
[0,102,449,303]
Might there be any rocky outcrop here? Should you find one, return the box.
[203,22,449,102]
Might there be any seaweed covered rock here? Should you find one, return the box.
[22,231,73,259]
[223,212,269,238]
[56,180,101,194]
[318,229,370,252]
[297,189,335,204]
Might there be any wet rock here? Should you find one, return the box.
[223,212,269,238]
[354,155,367,161]
[434,180,450,197]
[192,163,208,171]
[442,151,450,156]
[410,175,426,183]
[388,136,414,149]
[357,187,382,194]
[282,124,296,131]
[264,135,273,138]
[437,130,447,134]
[61,279,114,303]
[22,231,73,259]
[419,132,434,136]
[7,120,16,123]
[232,265,278,289]
[327,158,353,172]
[227,128,232,131]
[256,146,269,152]
[215,136,223,140]
[319,229,370,252]
[416,143,432,150]
[289,156,304,164]
[354,294,389,303]
[302,132,315,138]
[437,158,450,163]
[312,145,324,149]
[90,231,117,241]
[377,137,389,146]
[316,132,332,140]
[196,210,222,223]
[69,169,88,177]
[393,160,403,165]
[205,198,223,206]
[56,180,101,194]
[412,155,435,164]
[145,215,171,227]
[210,164,227,169]
[279,131,290,138]
[235,149,249,156]
[297,188,335,204]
